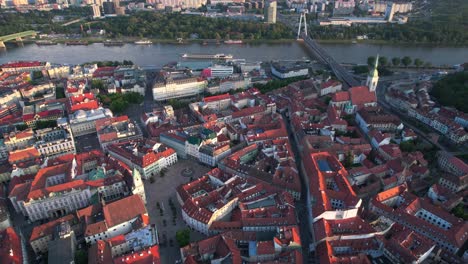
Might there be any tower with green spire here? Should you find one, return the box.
[366,54,379,92]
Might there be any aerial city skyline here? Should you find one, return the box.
[0,0,467,264]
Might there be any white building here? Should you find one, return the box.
[69,107,113,137]
[107,140,178,179]
[153,77,207,101]
[80,195,148,245]
[271,63,309,79]
[9,153,133,222]
[159,0,206,8]
[207,65,234,78]
[35,128,76,159]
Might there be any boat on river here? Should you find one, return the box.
[35,40,57,46]
[135,40,153,45]
[181,53,234,60]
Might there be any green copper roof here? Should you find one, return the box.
[188,136,202,145]
[88,167,106,181]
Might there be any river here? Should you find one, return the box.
[0,42,466,67]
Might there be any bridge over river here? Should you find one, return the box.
[277,14,360,88]
[0,31,37,49]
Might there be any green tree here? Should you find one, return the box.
[16,124,28,130]
[35,120,57,129]
[379,56,388,67]
[91,79,105,90]
[430,72,468,113]
[74,250,88,264]
[110,99,129,113]
[343,151,354,168]
[391,57,401,67]
[367,56,376,67]
[400,140,416,152]
[176,229,191,247]
[451,204,467,220]
[402,56,412,67]
[414,58,424,68]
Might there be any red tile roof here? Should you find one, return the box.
[1,61,43,68]
[88,240,112,264]
[103,195,147,228]
[321,80,341,89]
[30,214,75,242]
[303,152,359,217]
[372,185,468,248]
[203,93,231,103]
[107,140,176,168]
[331,91,349,102]
[113,245,160,264]
[349,86,377,108]
[0,227,22,264]
[8,147,40,164]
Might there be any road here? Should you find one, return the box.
[282,114,317,263]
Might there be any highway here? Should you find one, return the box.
[277,14,360,88]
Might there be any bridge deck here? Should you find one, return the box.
[0,31,37,42]
[277,14,360,88]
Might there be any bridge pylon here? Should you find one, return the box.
[0,41,5,49]
[297,12,308,40]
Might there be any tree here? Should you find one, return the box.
[400,140,416,152]
[379,56,388,67]
[401,56,412,67]
[391,57,401,67]
[110,99,129,113]
[430,72,468,113]
[32,71,43,80]
[75,250,88,264]
[16,124,28,130]
[414,58,424,68]
[176,229,191,247]
[343,151,354,168]
[367,56,376,67]
[91,79,104,90]
[35,120,57,129]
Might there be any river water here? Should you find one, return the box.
[0,42,466,67]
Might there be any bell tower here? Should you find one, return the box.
[367,54,379,92]
[132,168,147,204]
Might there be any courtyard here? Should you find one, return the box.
[143,159,212,264]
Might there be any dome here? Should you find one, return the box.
[104,108,113,117]
[74,110,87,119]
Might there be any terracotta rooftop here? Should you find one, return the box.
[30,214,75,242]
[103,195,147,228]
[0,227,22,264]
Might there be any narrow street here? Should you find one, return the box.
[282,113,317,263]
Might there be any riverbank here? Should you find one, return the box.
[30,36,468,47]
[41,37,298,45]
[316,39,468,47]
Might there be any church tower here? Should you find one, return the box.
[132,168,146,204]
[367,54,379,92]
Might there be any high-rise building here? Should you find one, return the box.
[264,1,277,24]
[385,2,396,21]
[103,0,116,14]
[12,0,27,6]
[92,4,101,18]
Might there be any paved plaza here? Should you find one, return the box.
[144,159,211,264]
